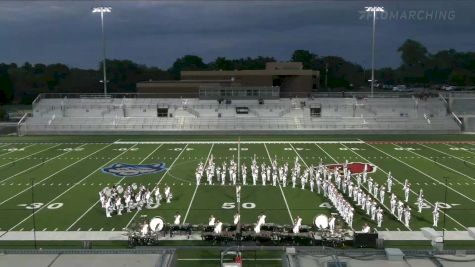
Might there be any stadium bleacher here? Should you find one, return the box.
[19,94,461,135]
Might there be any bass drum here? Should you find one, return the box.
[149,216,165,232]
[314,214,329,229]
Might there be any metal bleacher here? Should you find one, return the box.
[18,93,461,135]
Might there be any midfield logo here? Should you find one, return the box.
[325,162,377,174]
[102,163,167,177]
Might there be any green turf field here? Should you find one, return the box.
[0,136,474,234]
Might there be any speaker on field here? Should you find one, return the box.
[353,232,378,248]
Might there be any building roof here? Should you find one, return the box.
[181,69,319,77]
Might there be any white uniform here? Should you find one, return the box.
[404,208,411,227]
[433,207,439,227]
[417,195,424,213]
[404,184,410,202]
[105,198,112,218]
[174,214,181,225]
[329,216,336,233]
[208,216,215,226]
[292,217,302,234]
[236,185,241,203]
[376,208,383,227]
[214,221,223,234]
[233,213,240,225]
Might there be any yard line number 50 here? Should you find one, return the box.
[222,202,256,209]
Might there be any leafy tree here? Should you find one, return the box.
[398,39,429,84]
[291,50,318,69]
[168,55,207,79]
[0,64,13,104]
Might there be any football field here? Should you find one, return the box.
[0,137,475,235]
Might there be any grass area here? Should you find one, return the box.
[0,136,474,250]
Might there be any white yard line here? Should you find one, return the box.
[0,144,36,157]
[399,144,475,182]
[114,141,364,145]
[367,143,475,203]
[446,144,475,157]
[183,144,214,224]
[264,143,294,223]
[315,143,411,230]
[0,143,105,206]
[0,144,61,168]
[67,144,163,231]
[0,144,73,184]
[363,142,469,230]
[422,144,475,167]
[8,144,138,231]
[125,144,189,228]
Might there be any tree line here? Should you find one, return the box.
[0,39,474,105]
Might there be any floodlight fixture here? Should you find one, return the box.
[92,7,112,14]
[92,7,112,95]
[365,6,384,97]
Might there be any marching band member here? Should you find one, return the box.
[417,193,424,213]
[214,220,223,234]
[99,191,106,208]
[145,189,152,208]
[233,212,240,225]
[242,164,247,185]
[174,212,181,225]
[376,207,383,227]
[257,212,266,225]
[404,206,411,227]
[254,212,266,234]
[208,214,216,226]
[135,191,143,211]
[387,173,393,193]
[221,171,226,186]
[105,197,113,218]
[390,194,397,215]
[236,185,241,203]
[329,215,336,233]
[362,223,370,233]
[164,185,172,203]
[404,182,411,202]
[397,200,404,221]
[433,203,440,227]
[115,196,123,216]
[292,216,302,234]
[379,186,385,204]
[141,220,149,236]
[154,187,162,206]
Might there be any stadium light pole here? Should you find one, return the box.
[365,6,384,97]
[92,7,111,96]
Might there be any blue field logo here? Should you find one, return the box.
[102,163,167,177]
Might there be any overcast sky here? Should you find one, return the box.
[0,0,473,70]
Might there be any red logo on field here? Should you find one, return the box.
[325,162,376,175]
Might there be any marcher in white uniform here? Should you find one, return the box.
[387,173,393,193]
[329,215,336,233]
[208,215,216,226]
[404,206,411,227]
[433,204,440,227]
[376,207,383,227]
[174,212,181,225]
[233,212,240,225]
[404,182,411,202]
[236,185,241,203]
[214,220,223,234]
[417,194,424,213]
